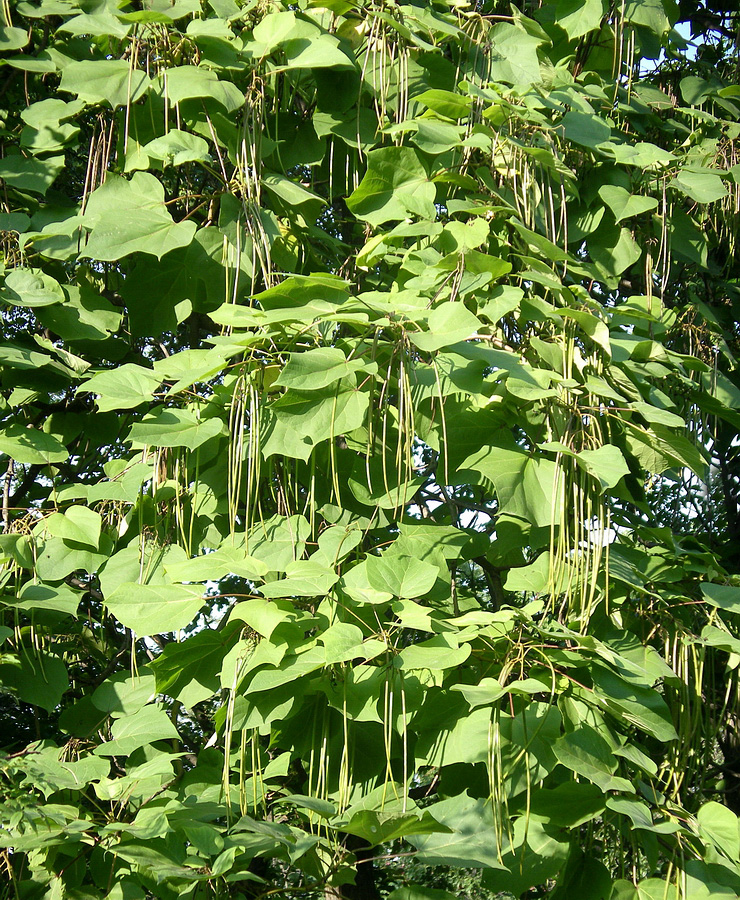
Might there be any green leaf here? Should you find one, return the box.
[165,547,267,582]
[347,147,437,226]
[482,818,570,897]
[416,90,473,119]
[119,230,226,336]
[590,225,642,278]
[92,668,156,717]
[552,724,622,791]
[488,22,543,85]
[60,60,151,107]
[463,440,563,528]
[396,634,470,671]
[157,66,244,112]
[702,583,740,614]
[624,0,672,36]
[1,268,65,308]
[562,111,612,149]
[577,445,630,491]
[82,173,197,261]
[671,171,728,204]
[0,423,68,464]
[598,185,659,223]
[83,364,161,412]
[0,653,69,712]
[105,583,205,636]
[0,25,30,50]
[530,782,606,827]
[274,348,373,391]
[144,130,211,166]
[44,506,102,549]
[150,630,236,707]
[261,384,368,462]
[128,409,225,450]
[0,153,64,195]
[95,704,180,756]
[37,283,121,343]
[409,794,507,868]
[3,583,80,617]
[365,553,439,599]
[554,0,605,39]
[590,666,678,742]
[697,802,740,860]
[410,303,482,352]
[338,810,445,846]
[260,560,338,598]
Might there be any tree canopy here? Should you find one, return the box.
[2,1,740,899]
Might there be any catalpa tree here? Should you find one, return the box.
[2,1,740,899]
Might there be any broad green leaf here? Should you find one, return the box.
[396,634,470,671]
[671,171,728,204]
[590,225,642,278]
[95,704,180,756]
[347,147,437,226]
[247,514,310,572]
[488,22,542,85]
[150,630,237,707]
[105,583,205,636]
[338,810,445,846]
[82,173,197,261]
[451,678,506,709]
[282,33,353,69]
[0,153,64,194]
[482,818,570,897]
[157,66,244,112]
[1,267,64,308]
[262,173,325,213]
[590,666,678,742]
[410,303,482,352]
[636,880,680,900]
[416,89,473,119]
[0,423,68,464]
[598,185,659,222]
[34,534,112,581]
[365,553,439,599]
[83,364,161,412]
[4,583,80,617]
[44,506,102,549]
[119,230,226,336]
[261,384,368,462]
[577,445,630,491]
[274,347,372,391]
[530,782,605,827]
[624,0,672,36]
[128,409,225,450]
[0,25,30,50]
[552,723,621,790]
[164,547,267,582]
[554,0,605,39]
[37,284,121,343]
[409,794,507,868]
[0,653,68,712]
[463,440,562,528]
[697,802,740,860]
[92,668,156,717]
[58,11,130,38]
[144,130,211,166]
[562,111,611,149]
[60,60,151,107]
[702,584,740,614]
[260,560,338,598]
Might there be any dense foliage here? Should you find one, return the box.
[2,1,740,898]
